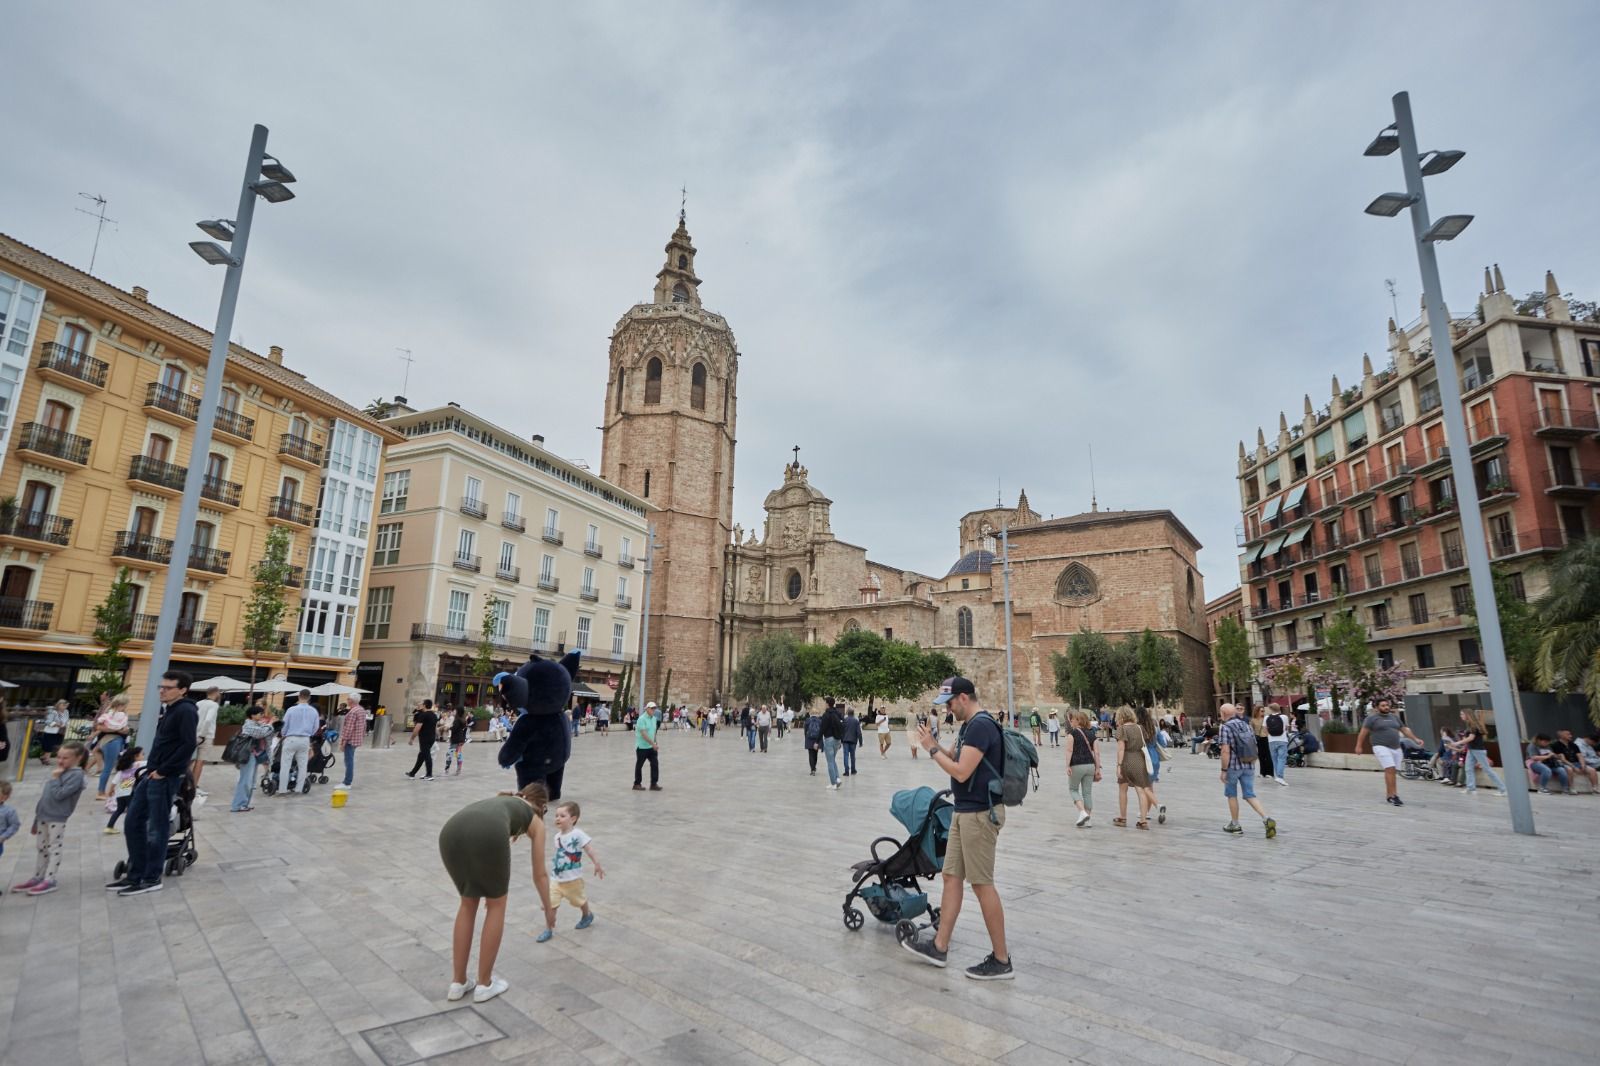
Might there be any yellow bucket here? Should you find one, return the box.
[330,787,348,808]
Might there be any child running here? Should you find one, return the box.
[537,799,605,942]
[15,740,87,896]
[443,710,470,776]
[104,746,144,833]
[0,782,20,889]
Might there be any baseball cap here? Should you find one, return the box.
[932,676,975,705]
[645,701,658,709]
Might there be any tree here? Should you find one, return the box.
[241,526,295,698]
[1534,536,1600,728]
[1134,628,1184,709]
[363,398,395,419]
[1259,654,1310,706]
[1317,604,1375,720]
[1054,629,1114,708]
[731,634,801,704]
[615,662,632,715]
[878,640,953,707]
[1467,567,1543,690]
[1212,616,1254,704]
[85,567,138,705]
[473,595,498,678]
[826,629,887,711]
[794,641,832,709]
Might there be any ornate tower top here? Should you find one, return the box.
[652,214,703,309]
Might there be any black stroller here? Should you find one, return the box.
[112,770,199,880]
[842,786,953,943]
[260,732,334,795]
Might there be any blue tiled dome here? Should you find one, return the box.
[945,549,995,578]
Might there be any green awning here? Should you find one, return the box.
[1261,495,1283,522]
[1241,543,1265,565]
[1282,524,1311,547]
[1261,532,1288,556]
[1283,483,1308,510]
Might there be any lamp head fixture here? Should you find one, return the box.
[189,240,239,267]
[1422,214,1473,242]
[252,180,295,204]
[1364,124,1400,157]
[259,155,296,183]
[1364,192,1417,218]
[1419,149,1465,176]
[195,219,235,241]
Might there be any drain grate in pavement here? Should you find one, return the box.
[360,1007,505,1065]
[216,856,289,873]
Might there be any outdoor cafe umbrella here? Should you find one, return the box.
[245,679,306,695]
[190,675,251,692]
[307,682,370,696]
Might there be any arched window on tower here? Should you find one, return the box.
[672,283,689,303]
[643,470,651,498]
[690,363,706,410]
[615,369,625,412]
[677,254,687,269]
[644,358,662,405]
[956,607,973,647]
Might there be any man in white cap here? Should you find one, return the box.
[633,701,661,791]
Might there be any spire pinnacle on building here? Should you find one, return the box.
[1545,270,1560,297]
[1303,394,1313,417]
[1362,352,1374,376]
[653,209,703,308]
[1331,374,1341,395]
[1492,263,1505,293]
[1484,266,1494,295]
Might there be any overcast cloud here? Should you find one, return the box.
[4,1,1597,596]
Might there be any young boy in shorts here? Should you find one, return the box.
[536,800,605,942]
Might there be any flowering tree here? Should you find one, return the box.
[1258,654,1312,705]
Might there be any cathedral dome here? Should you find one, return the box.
[945,549,995,578]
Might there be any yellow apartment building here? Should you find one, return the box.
[0,233,403,710]
[360,401,650,714]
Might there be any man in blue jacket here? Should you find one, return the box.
[108,670,197,896]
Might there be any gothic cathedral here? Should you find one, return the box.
[600,215,738,705]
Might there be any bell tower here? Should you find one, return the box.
[600,213,738,705]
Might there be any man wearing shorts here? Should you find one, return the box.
[1355,698,1426,807]
[1218,703,1276,838]
[901,676,1012,981]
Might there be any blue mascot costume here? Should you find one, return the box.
[496,652,579,799]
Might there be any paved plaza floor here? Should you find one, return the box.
[1,724,1597,1066]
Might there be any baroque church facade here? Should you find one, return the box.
[600,217,1212,717]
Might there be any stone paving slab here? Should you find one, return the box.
[1,725,1597,1065]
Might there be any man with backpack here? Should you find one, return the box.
[803,711,823,775]
[1219,703,1276,838]
[1265,705,1292,785]
[902,676,1014,981]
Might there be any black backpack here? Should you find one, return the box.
[804,715,822,744]
[1267,713,1285,737]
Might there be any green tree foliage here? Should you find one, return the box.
[1317,604,1376,719]
[241,526,295,696]
[1466,567,1543,689]
[730,634,801,704]
[1534,536,1600,727]
[794,641,833,709]
[827,629,887,709]
[473,595,498,677]
[615,662,632,715]
[1212,616,1255,703]
[1134,628,1185,708]
[85,567,138,703]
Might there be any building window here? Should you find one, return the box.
[506,492,521,522]
[956,607,973,647]
[643,470,650,498]
[1262,627,1275,655]
[582,567,596,595]
[540,554,555,583]
[545,507,559,536]
[617,574,629,599]
[1450,583,1471,618]
[457,528,476,561]
[364,587,393,640]
[786,569,802,600]
[1377,648,1395,669]
[1416,643,1435,669]
[1459,638,1481,666]
[1054,562,1098,605]
[586,523,599,550]
[309,539,337,592]
[339,547,364,597]
[534,607,551,647]
[1408,593,1428,625]
[491,599,509,640]
[356,430,381,482]
[1560,505,1587,543]
[612,621,626,655]
[644,357,663,404]
[380,470,409,514]
[465,476,483,509]
[1370,602,1391,630]
[499,541,515,573]
[1508,572,1526,602]
[575,616,591,651]
[615,369,625,412]
[350,486,373,540]
[1488,512,1515,557]
[446,589,470,634]
[374,522,403,565]
[621,535,632,562]
[691,362,706,410]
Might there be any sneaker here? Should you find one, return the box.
[1275,777,1288,787]
[104,826,121,834]
[446,980,476,1002]
[117,881,163,897]
[1385,795,1402,806]
[405,772,416,779]
[1080,816,1091,828]
[1074,810,1090,827]
[1157,805,1167,825]
[535,929,553,943]
[648,785,663,792]
[473,976,509,1003]
[14,877,41,892]
[900,932,947,968]
[1539,787,1552,794]
[104,876,134,891]
[1223,822,1243,835]
[575,913,595,930]
[27,879,59,896]
[632,784,645,791]
[423,776,434,782]
[1264,818,1277,839]
[964,953,1014,981]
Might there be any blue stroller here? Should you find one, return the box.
[842,786,953,943]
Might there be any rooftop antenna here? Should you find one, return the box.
[396,347,415,398]
[679,184,687,225]
[1088,442,1099,513]
[75,193,118,273]
[1385,278,1400,322]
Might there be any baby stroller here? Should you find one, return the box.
[112,770,199,880]
[842,786,953,943]
[260,733,334,795]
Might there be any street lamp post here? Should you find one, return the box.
[999,520,1016,723]
[1364,91,1533,835]
[133,124,295,751]
[634,524,659,717]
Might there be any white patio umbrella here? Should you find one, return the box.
[246,679,305,695]
[190,675,251,692]
[0,679,17,688]
[307,682,370,696]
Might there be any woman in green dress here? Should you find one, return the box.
[438,781,556,1003]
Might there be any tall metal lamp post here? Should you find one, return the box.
[1362,91,1533,835]
[999,521,1017,723]
[634,524,660,718]
[134,124,296,750]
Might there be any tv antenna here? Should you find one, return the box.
[397,348,415,397]
[1385,278,1399,322]
[76,193,118,273]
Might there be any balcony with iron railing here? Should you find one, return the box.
[502,511,526,532]
[1542,467,1600,497]
[542,526,564,545]
[112,531,173,565]
[278,434,324,467]
[1417,439,1452,473]
[579,586,599,602]
[284,565,305,589]
[1375,458,1416,491]
[1414,496,1459,523]
[618,553,635,569]
[201,474,243,508]
[36,343,109,388]
[1378,508,1417,536]
[1524,353,1565,375]
[0,509,73,547]
[615,594,633,609]
[453,552,482,572]
[213,406,255,442]
[497,563,521,582]
[267,496,314,525]
[0,598,54,631]
[144,382,200,422]
[583,540,604,558]
[411,622,539,655]
[537,575,560,592]
[174,619,217,646]
[127,454,188,493]
[187,545,231,575]
[127,614,161,641]
[1379,409,1405,436]
[460,497,488,519]
[15,423,92,467]
[1534,405,1599,438]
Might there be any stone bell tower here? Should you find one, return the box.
[600,212,738,705]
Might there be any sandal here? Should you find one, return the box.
[1136,820,1150,830]
[1112,817,1127,827]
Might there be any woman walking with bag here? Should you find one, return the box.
[229,706,276,812]
[1113,708,1156,829]
[1063,710,1101,827]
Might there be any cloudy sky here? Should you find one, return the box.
[4,1,1597,595]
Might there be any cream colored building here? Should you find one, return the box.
[360,402,650,713]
